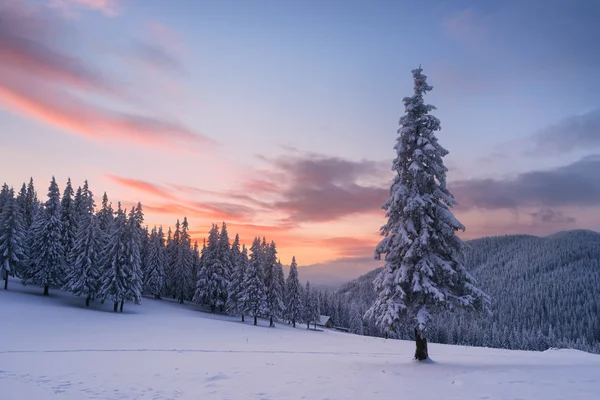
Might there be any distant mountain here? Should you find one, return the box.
[338,230,600,353]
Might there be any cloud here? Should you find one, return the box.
[0,1,207,147]
[530,208,576,225]
[106,175,175,199]
[531,108,600,155]
[129,22,187,74]
[451,155,600,210]
[50,0,119,17]
[249,154,390,223]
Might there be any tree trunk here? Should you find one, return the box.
[85,297,90,307]
[113,302,118,312]
[101,299,105,304]
[307,322,310,330]
[270,316,273,327]
[155,294,160,299]
[254,315,257,326]
[4,271,8,290]
[241,315,245,323]
[210,304,216,314]
[43,285,49,296]
[292,319,296,328]
[414,328,428,361]
[179,296,184,304]
[120,300,124,312]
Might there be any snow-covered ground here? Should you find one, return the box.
[2,282,599,400]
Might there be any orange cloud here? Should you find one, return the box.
[0,80,207,146]
[106,175,175,199]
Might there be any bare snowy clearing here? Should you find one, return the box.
[2,282,599,400]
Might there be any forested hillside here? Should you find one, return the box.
[338,230,600,354]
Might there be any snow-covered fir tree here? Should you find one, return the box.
[97,192,114,235]
[99,204,128,312]
[189,241,201,300]
[303,281,320,329]
[63,190,102,306]
[165,225,178,298]
[193,224,229,313]
[22,177,65,296]
[275,259,286,318]
[349,303,364,335]
[119,206,144,311]
[60,178,78,271]
[0,189,26,290]
[144,226,166,298]
[284,256,303,327]
[365,67,490,360]
[173,217,193,304]
[23,178,39,229]
[226,234,246,320]
[240,237,267,325]
[0,184,10,215]
[263,241,284,326]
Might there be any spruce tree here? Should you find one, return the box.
[22,177,65,295]
[0,190,26,289]
[144,226,166,298]
[100,204,128,312]
[193,224,228,312]
[240,237,267,325]
[190,241,201,300]
[24,178,39,229]
[303,281,316,329]
[63,191,102,306]
[365,67,490,360]
[173,217,193,304]
[226,235,246,320]
[349,303,364,335]
[285,256,303,328]
[61,178,78,272]
[217,222,232,310]
[263,241,280,327]
[120,206,144,311]
[165,226,177,298]
[0,184,10,214]
[97,192,114,234]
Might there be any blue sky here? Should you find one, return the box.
[1,0,599,283]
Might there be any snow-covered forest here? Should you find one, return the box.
[2,176,600,354]
[0,177,324,325]
[337,230,600,354]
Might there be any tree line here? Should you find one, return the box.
[0,177,331,327]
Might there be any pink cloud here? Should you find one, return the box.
[50,0,119,17]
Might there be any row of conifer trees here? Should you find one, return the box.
[0,177,329,328]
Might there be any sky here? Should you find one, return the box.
[1,0,600,286]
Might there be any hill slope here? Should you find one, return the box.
[338,230,600,353]
[2,283,600,400]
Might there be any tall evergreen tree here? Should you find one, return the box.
[63,190,102,306]
[24,178,39,229]
[0,190,26,289]
[189,241,201,300]
[120,206,144,311]
[173,217,193,304]
[194,224,229,313]
[0,184,10,215]
[263,241,281,326]
[61,178,78,271]
[144,226,166,298]
[365,67,490,360]
[240,237,267,325]
[285,256,303,327]
[303,281,320,329]
[97,192,114,234]
[217,222,232,310]
[22,177,65,295]
[349,303,364,335]
[166,225,178,298]
[100,203,128,312]
[226,235,246,320]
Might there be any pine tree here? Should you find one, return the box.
[61,178,78,272]
[173,217,193,304]
[190,241,201,300]
[285,256,303,327]
[217,222,232,310]
[240,237,267,325]
[275,259,286,320]
[100,203,128,312]
[63,190,102,306]
[0,184,10,215]
[144,226,166,298]
[22,177,65,295]
[0,190,26,290]
[226,234,246,320]
[97,192,114,234]
[24,178,39,229]
[263,241,281,326]
[349,303,364,335]
[193,224,229,313]
[166,225,178,298]
[120,206,144,311]
[365,67,490,361]
[303,281,318,329]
